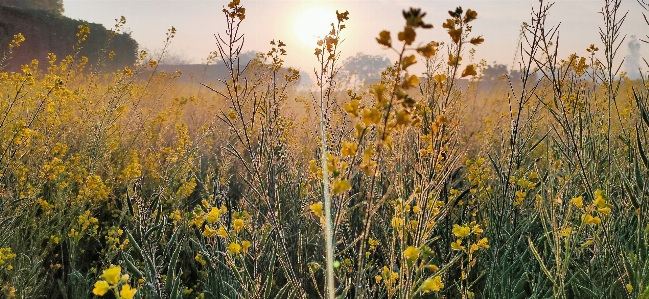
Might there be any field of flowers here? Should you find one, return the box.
[1,0,649,298]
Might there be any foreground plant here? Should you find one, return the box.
[92,265,137,299]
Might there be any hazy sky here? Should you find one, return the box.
[64,0,648,76]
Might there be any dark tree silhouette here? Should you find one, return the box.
[0,0,63,14]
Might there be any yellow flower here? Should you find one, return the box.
[403,246,420,262]
[376,30,392,47]
[4,286,15,298]
[425,264,439,272]
[597,207,611,215]
[92,280,110,296]
[420,276,443,293]
[390,271,399,282]
[242,240,252,253]
[398,27,417,45]
[412,205,421,214]
[343,100,360,118]
[362,108,381,126]
[391,217,404,229]
[581,214,601,225]
[472,223,484,234]
[217,226,228,238]
[593,189,605,204]
[227,109,237,120]
[233,219,245,232]
[451,239,465,251]
[310,202,323,218]
[360,148,376,175]
[203,225,217,238]
[416,42,437,58]
[119,284,137,299]
[401,74,420,89]
[368,238,379,250]
[341,141,358,157]
[434,74,447,85]
[227,242,242,255]
[332,180,351,195]
[571,196,583,208]
[195,254,207,266]
[410,220,419,230]
[593,189,612,215]
[190,213,205,228]
[100,265,121,285]
[626,283,633,293]
[452,224,471,238]
[477,237,489,249]
[206,207,221,224]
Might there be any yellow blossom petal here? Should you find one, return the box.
[92,280,110,296]
[242,240,252,253]
[206,207,221,224]
[451,239,465,251]
[310,202,323,218]
[233,218,245,232]
[119,284,137,299]
[420,276,443,293]
[100,265,121,285]
[452,224,471,238]
[227,242,242,255]
[403,246,420,262]
[572,196,583,208]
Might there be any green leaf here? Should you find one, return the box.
[165,237,183,295]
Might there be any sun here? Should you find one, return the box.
[295,6,334,47]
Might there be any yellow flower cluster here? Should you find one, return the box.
[194,201,232,238]
[92,265,136,299]
[451,222,489,255]
[0,248,17,270]
[175,178,197,200]
[120,150,142,181]
[223,0,246,21]
[9,33,25,50]
[466,157,491,198]
[195,253,207,266]
[378,266,400,287]
[77,175,110,202]
[511,171,539,206]
[573,189,612,226]
[169,210,182,225]
[69,210,99,243]
[105,226,128,252]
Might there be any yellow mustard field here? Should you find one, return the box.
[1,0,649,298]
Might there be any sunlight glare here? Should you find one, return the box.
[295,6,334,47]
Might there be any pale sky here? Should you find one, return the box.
[64,0,648,76]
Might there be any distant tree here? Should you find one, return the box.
[480,62,537,83]
[482,63,508,81]
[341,52,391,84]
[0,0,63,15]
